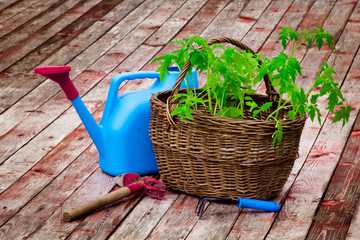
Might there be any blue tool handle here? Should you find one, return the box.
[237,197,280,212]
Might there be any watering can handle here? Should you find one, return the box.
[103,71,160,122]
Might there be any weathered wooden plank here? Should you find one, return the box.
[265,39,360,240]
[0,1,357,240]
[0,0,94,60]
[0,0,163,162]
[0,0,41,24]
[107,0,289,239]
[240,0,295,53]
[113,0,211,74]
[0,145,101,240]
[141,0,233,74]
[7,0,127,73]
[25,168,139,240]
[174,1,300,238]
[0,75,161,238]
[0,114,96,226]
[144,194,201,240]
[0,0,206,238]
[143,2,296,239]
[0,0,157,133]
[0,0,102,111]
[346,198,360,239]
[201,0,271,40]
[63,4,234,239]
[0,97,99,193]
[27,1,212,239]
[287,0,337,59]
[0,0,22,13]
[0,0,177,185]
[0,0,125,112]
[185,203,240,240]
[306,112,360,239]
[0,0,60,39]
[0,0,169,192]
[227,0,359,239]
[0,71,106,165]
[105,193,179,240]
[256,0,317,60]
[0,0,144,162]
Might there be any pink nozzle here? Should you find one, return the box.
[34,66,79,100]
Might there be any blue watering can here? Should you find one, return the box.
[34,66,198,176]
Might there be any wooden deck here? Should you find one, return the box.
[0,0,359,239]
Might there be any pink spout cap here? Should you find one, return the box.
[34,65,71,75]
[34,65,79,100]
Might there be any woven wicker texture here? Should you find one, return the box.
[149,37,306,200]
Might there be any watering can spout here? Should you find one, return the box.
[34,66,105,157]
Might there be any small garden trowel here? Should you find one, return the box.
[63,173,167,222]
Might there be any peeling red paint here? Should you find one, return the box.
[143,42,166,48]
[342,1,357,6]
[138,25,161,30]
[253,27,270,32]
[106,52,127,60]
[238,16,257,23]
[310,152,331,159]
[348,19,360,25]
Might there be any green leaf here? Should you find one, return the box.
[184,107,194,120]
[153,54,174,82]
[287,57,302,80]
[320,82,332,96]
[261,102,273,111]
[298,104,306,118]
[253,109,261,118]
[246,101,258,111]
[288,110,295,119]
[151,29,347,145]
[222,107,243,118]
[316,107,322,125]
[332,105,354,127]
[272,120,283,145]
[279,35,288,49]
[289,30,299,42]
[310,94,320,104]
[171,105,188,123]
[300,30,309,36]
[169,39,186,47]
[314,75,325,87]
[326,91,339,113]
[271,52,288,71]
[309,105,316,122]
[326,33,334,49]
[307,36,313,48]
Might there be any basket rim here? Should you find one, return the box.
[151,89,307,128]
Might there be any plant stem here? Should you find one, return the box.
[290,39,306,59]
[266,99,290,121]
[185,74,190,94]
[206,50,213,114]
[275,95,282,120]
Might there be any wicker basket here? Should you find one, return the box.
[149,37,306,200]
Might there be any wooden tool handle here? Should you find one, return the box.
[63,187,131,222]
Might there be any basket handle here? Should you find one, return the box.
[165,36,278,127]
